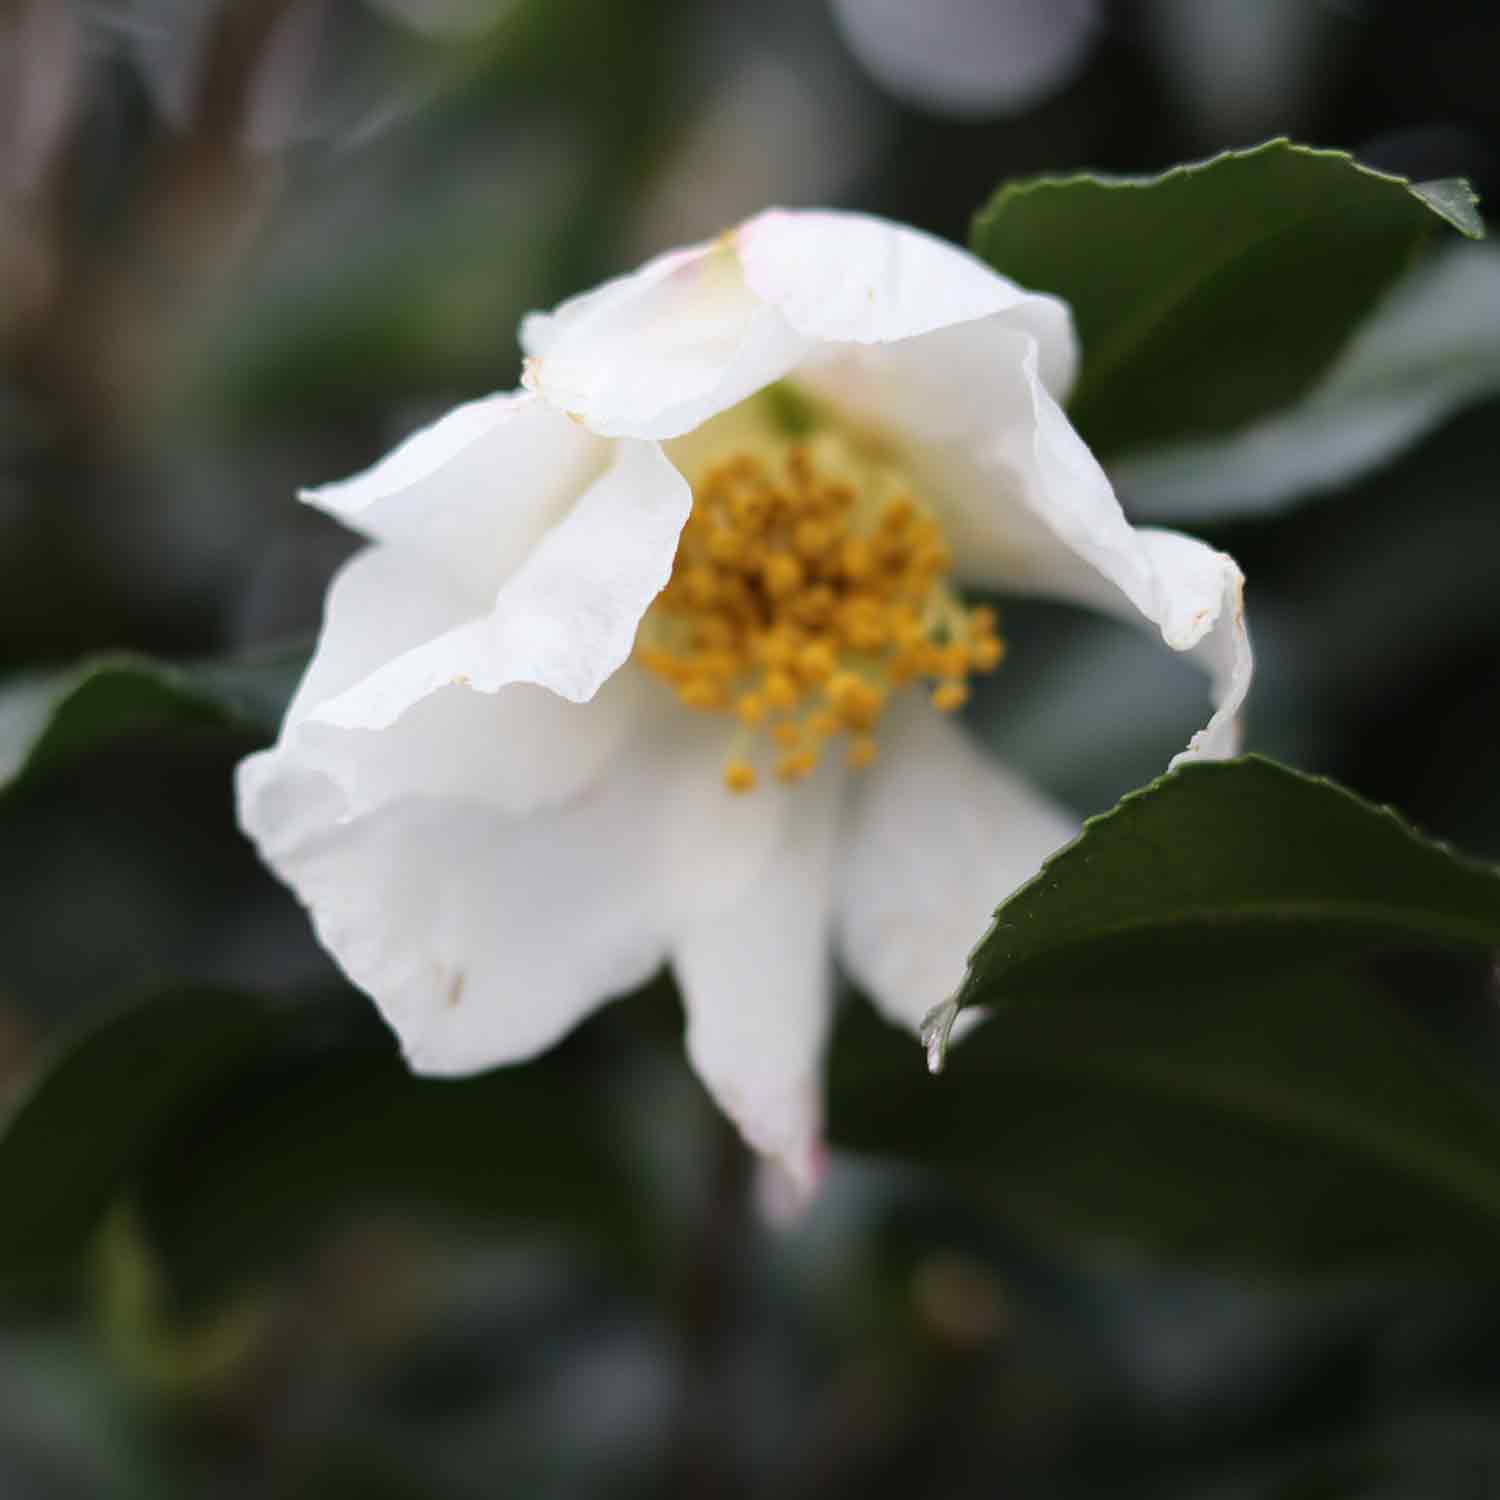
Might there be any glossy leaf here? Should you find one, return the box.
[830,757,1500,1273]
[954,756,1500,1024]
[831,962,1500,1274]
[1114,242,1500,520]
[0,646,304,801]
[972,139,1484,457]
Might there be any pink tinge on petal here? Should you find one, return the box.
[755,1137,831,1224]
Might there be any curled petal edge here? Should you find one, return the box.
[308,438,691,733]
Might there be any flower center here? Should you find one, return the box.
[636,420,1004,793]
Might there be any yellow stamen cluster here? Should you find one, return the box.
[636,432,1005,792]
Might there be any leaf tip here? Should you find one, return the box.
[919,998,959,1076]
[1409,177,1485,239]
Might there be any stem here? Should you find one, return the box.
[664,1107,753,1499]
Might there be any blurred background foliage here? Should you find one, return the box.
[2,1,1500,1495]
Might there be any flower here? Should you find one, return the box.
[237,210,1251,1191]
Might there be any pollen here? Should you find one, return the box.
[776,746,820,782]
[636,420,1005,791]
[735,691,767,727]
[723,759,758,794]
[931,680,969,713]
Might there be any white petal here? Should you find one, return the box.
[1141,530,1251,766]
[308,438,690,732]
[251,433,686,827]
[255,545,649,827]
[804,326,1250,763]
[239,721,675,1075]
[279,544,472,733]
[649,718,803,933]
[519,209,1076,439]
[300,392,606,603]
[238,683,801,1080]
[836,706,1077,1032]
[737,209,1072,382]
[671,767,845,1188]
[521,236,813,441]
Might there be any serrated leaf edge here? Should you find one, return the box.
[949,754,1500,1021]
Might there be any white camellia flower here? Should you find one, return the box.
[238,210,1251,1192]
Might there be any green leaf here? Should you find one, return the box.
[0,645,304,801]
[953,756,1500,1028]
[1410,176,1486,237]
[830,962,1500,1275]
[1113,242,1500,521]
[829,757,1500,1274]
[134,1001,653,1308]
[0,986,650,1308]
[0,989,277,1301]
[971,139,1485,457]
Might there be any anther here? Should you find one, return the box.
[776,747,820,782]
[683,565,719,607]
[724,759,757,793]
[763,552,804,598]
[931,680,969,713]
[793,518,834,558]
[797,640,838,683]
[679,678,728,711]
[828,672,884,731]
[840,536,873,581]
[881,496,915,531]
[971,636,1005,671]
[937,642,971,678]
[764,669,801,710]
[636,425,1005,794]
[736,692,768,727]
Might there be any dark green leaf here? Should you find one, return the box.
[1112,242,1500,522]
[0,989,276,1301]
[0,645,304,801]
[135,998,653,1308]
[971,139,1484,457]
[832,757,1500,1273]
[830,962,1500,1275]
[0,986,650,1308]
[955,756,1500,1023]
